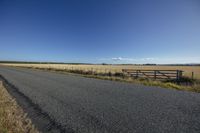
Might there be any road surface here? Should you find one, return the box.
[0,66,200,133]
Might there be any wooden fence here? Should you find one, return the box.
[122,69,183,81]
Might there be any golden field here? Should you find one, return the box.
[1,63,200,79]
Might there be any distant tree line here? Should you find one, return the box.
[0,61,199,66]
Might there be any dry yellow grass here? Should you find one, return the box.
[0,81,39,133]
[1,63,200,79]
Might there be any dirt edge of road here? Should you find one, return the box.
[0,80,39,133]
[0,75,74,133]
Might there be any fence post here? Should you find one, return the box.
[192,72,194,80]
[176,70,181,82]
[91,68,93,74]
[136,70,138,78]
[154,70,157,80]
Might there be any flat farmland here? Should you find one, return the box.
[1,63,200,79]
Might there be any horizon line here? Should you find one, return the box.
[0,60,200,66]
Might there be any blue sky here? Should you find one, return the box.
[0,0,200,64]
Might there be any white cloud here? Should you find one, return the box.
[112,57,123,61]
[141,58,155,61]
[111,57,155,62]
[100,56,200,64]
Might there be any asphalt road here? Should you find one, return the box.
[0,66,200,133]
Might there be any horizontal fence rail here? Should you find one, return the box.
[122,69,183,81]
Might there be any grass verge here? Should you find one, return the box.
[81,75,200,93]
[0,81,39,133]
